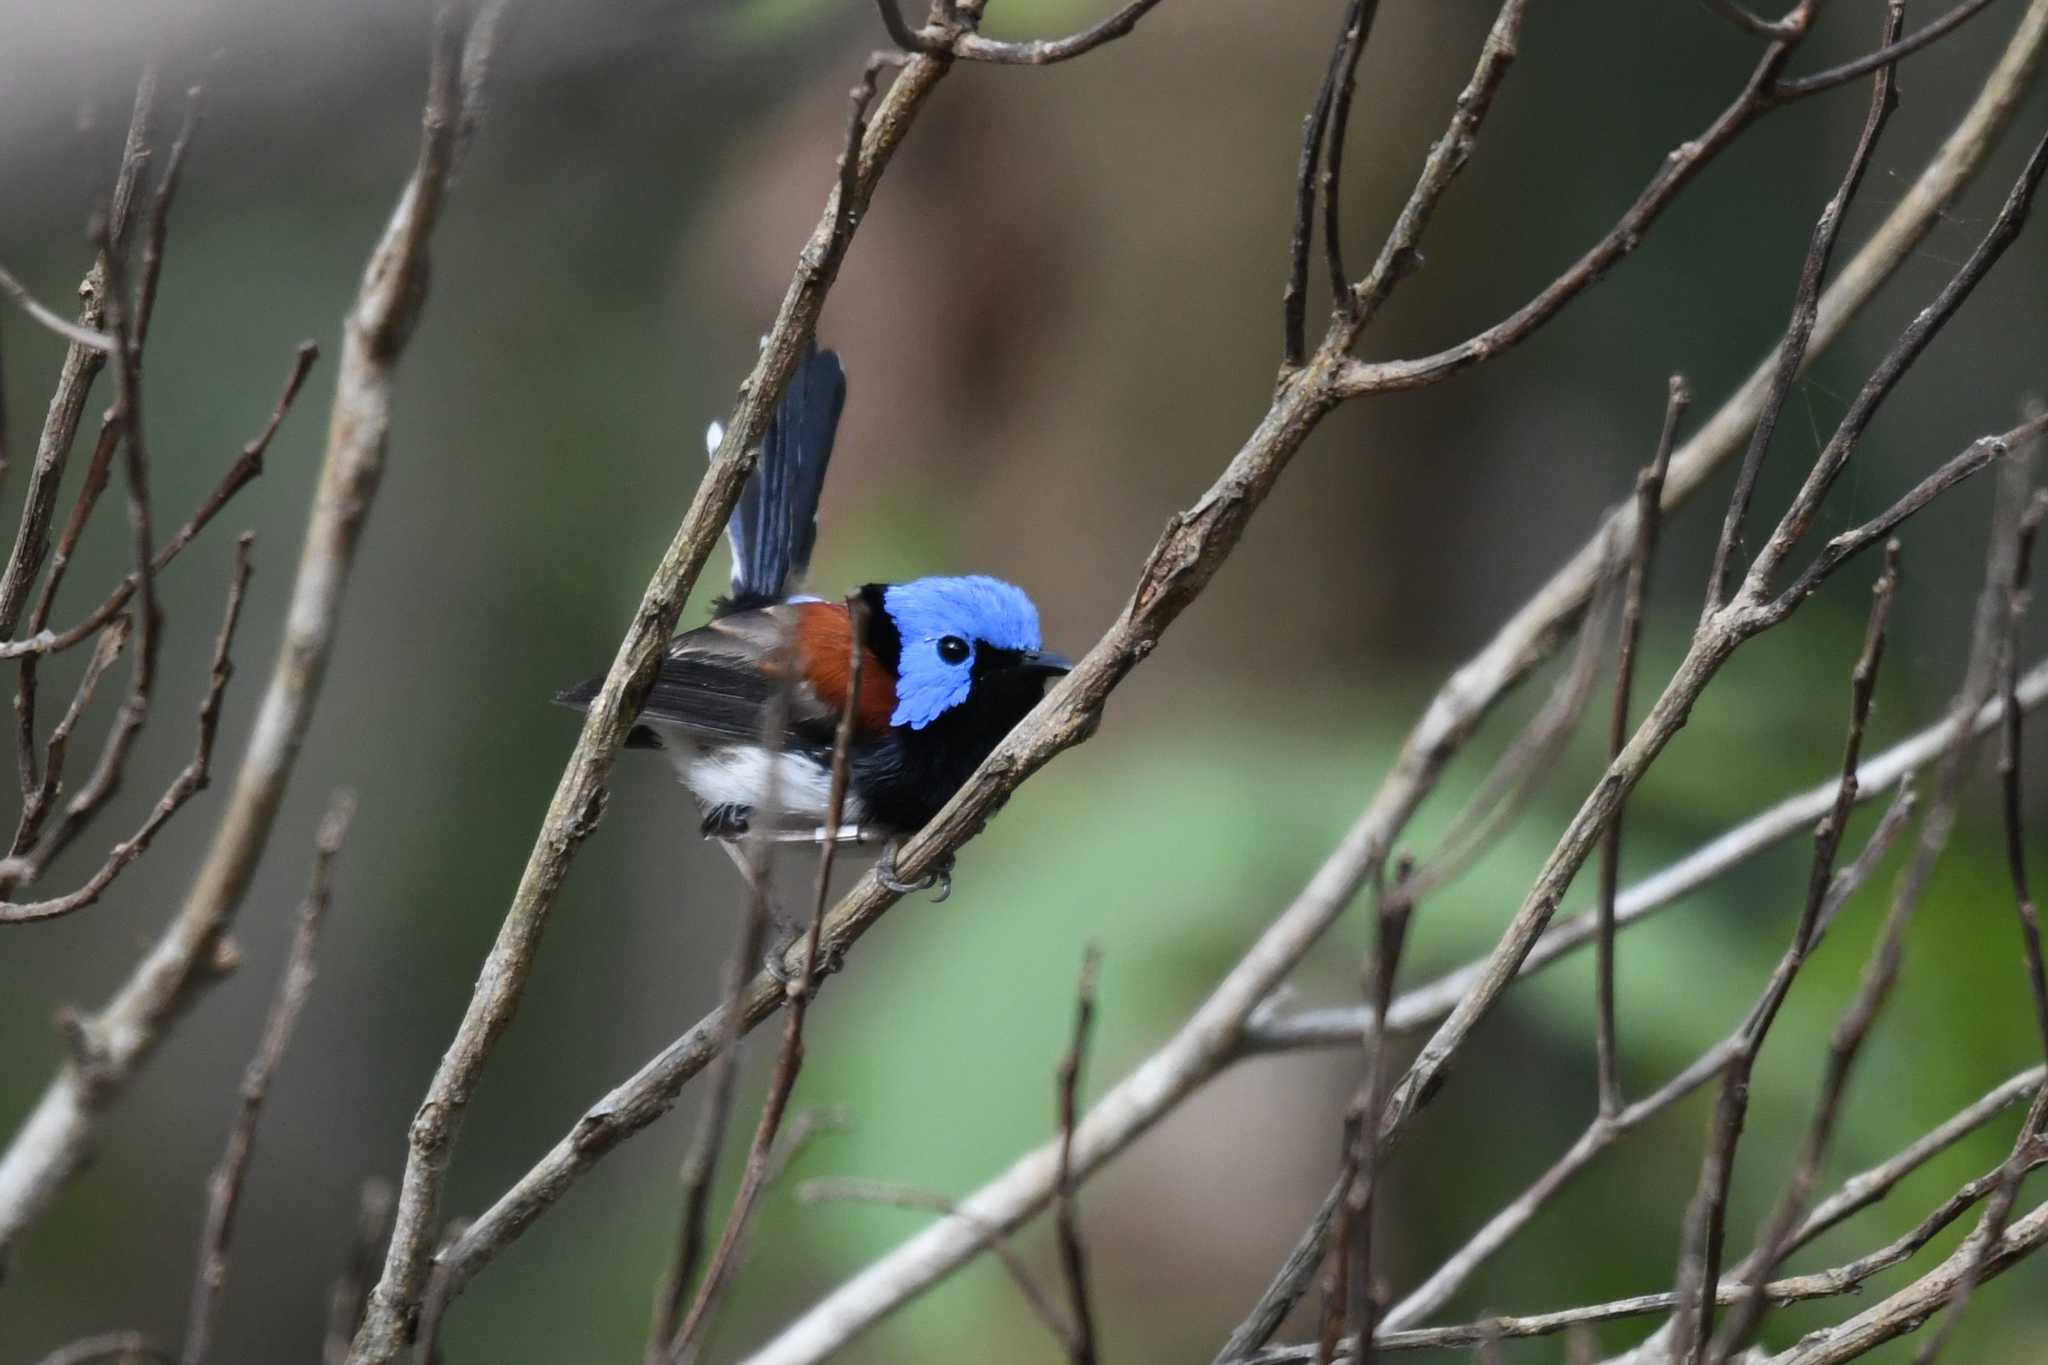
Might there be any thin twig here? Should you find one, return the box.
[1055,943,1103,1365]
[797,1178,1074,1346]
[1381,780,1917,1337]
[1344,0,1527,339]
[1998,481,2048,1066]
[133,84,204,349]
[1282,9,1346,368]
[1379,118,2048,1198]
[646,642,795,1364]
[0,537,254,923]
[1341,877,1412,1365]
[183,790,356,1365]
[1241,1154,2046,1360]
[0,6,492,1275]
[872,0,940,54]
[0,68,154,638]
[1708,452,2035,1364]
[1748,126,2048,597]
[1703,1,1900,616]
[324,1181,396,1365]
[4,341,311,869]
[30,1334,178,1365]
[1696,0,1806,41]
[1331,2,2007,400]
[1905,443,2048,1365]
[0,341,317,672]
[0,264,116,353]
[94,206,163,736]
[1675,545,1902,1364]
[1403,493,1622,902]
[1319,1,1380,323]
[667,602,871,1364]
[951,0,1171,65]
[1596,376,1687,1116]
[410,1217,472,1365]
[1764,1191,2048,1363]
[1252,653,2048,1058]
[11,620,129,862]
[1771,0,2000,98]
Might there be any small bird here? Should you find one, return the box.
[557,341,1070,897]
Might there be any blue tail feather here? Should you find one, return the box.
[719,340,845,604]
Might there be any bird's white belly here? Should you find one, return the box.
[659,737,865,824]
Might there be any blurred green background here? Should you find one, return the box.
[3,1,2047,1360]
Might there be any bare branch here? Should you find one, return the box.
[951,0,1171,65]
[1333,0,2007,401]
[1597,376,1688,1116]
[1055,944,1103,1365]
[0,342,318,667]
[798,1178,1074,1345]
[11,619,128,861]
[133,84,204,349]
[872,0,941,54]
[0,537,253,924]
[1402,555,1617,899]
[1772,0,2000,97]
[1243,1155,2043,1360]
[1319,1,1381,323]
[1281,9,1345,368]
[324,1181,395,1365]
[1704,2,1899,615]
[1695,0,1806,42]
[1382,782,1917,1337]
[1705,451,2036,1364]
[0,265,116,353]
[31,1333,178,1365]
[1748,125,2048,594]
[664,602,871,1364]
[1674,545,1902,1363]
[183,790,355,1365]
[1998,481,2048,1066]
[1345,0,1526,335]
[1253,656,2048,1057]
[1764,1194,2048,1363]
[1377,120,2048,1198]
[0,68,155,637]
[0,6,492,1267]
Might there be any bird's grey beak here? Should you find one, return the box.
[1018,648,1073,676]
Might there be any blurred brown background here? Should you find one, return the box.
[3,1,2046,1360]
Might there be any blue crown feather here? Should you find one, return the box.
[883,576,1043,730]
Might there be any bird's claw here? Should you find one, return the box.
[875,843,953,903]
[762,916,801,986]
[761,917,846,984]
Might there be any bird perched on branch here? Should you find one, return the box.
[557,340,1071,899]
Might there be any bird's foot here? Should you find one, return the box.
[762,914,801,985]
[702,803,752,839]
[761,916,846,985]
[875,842,954,903]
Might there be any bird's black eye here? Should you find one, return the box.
[936,635,970,665]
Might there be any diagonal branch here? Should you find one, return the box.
[1596,376,1688,1116]
[182,790,355,1365]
